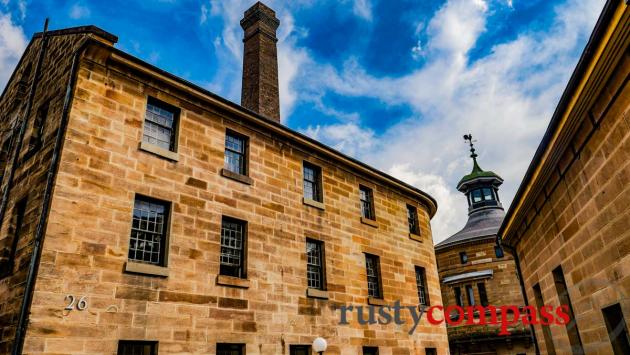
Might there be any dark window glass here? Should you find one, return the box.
[303,162,322,202]
[471,189,482,203]
[415,266,429,306]
[29,101,49,149]
[482,187,494,201]
[363,346,379,355]
[0,137,12,182]
[290,345,311,355]
[306,239,325,290]
[129,196,168,266]
[220,217,246,278]
[460,251,468,264]
[365,254,381,298]
[425,348,437,355]
[477,283,488,306]
[143,99,177,151]
[217,343,244,355]
[359,185,374,220]
[407,204,420,235]
[469,187,498,208]
[494,245,504,258]
[466,284,475,306]
[454,287,463,307]
[225,131,247,175]
[602,303,630,354]
[0,198,27,276]
[533,283,556,355]
[117,341,157,355]
[553,266,584,354]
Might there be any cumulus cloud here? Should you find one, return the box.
[0,12,27,90]
[352,0,373,21]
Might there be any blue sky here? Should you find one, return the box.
[0,0,605,242]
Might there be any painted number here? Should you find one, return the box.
[64,295,88,311]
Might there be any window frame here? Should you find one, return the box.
[359,185,375,220]
[29,99,50,150]
[459,251,468,264]
[290,345,312,355]
[219,216,248,279]
[0,197,27,277]
[477,282,489,307]
[306,238,326,291]
[407,204,420,235]
[128,195,171,267]
[303,161,323,203]
[224,129,249,176]
[414,266,430,306]
[454,286,463,307]
[362,346,379,355]
[217,343,245,355]
[466,284,475,306]
[142,97,180,153]
[365,253,383,299]
[117,340,158,355]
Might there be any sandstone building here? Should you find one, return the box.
[500,0,630,354]
[0,2,449,354]
[435,138,533,355]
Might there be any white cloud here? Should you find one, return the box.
[303,123,375,157]
[69,3,90,20]
[200,3,208,24]
[352,0,373,21]
[0,12,27,91]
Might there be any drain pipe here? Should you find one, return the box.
[497,236,540,355]
[12,35,90,355]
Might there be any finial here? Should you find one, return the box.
[463,134,481,172]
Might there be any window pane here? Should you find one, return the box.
[460,251,468,264]
[306,240,323,290]
[415,266,428,306]
[303,164,321,202]
[117,341,157,355]
[129,197,167,266]
[482,188,494,201]
[225,133,246,175]
[363,346,379,355]
[290,345,311,355]
[478,283,488,306]
[217,343,244,355]
[466,285,475,306]
[471,189,482,203]
[454,287,463,307]
[360,186,373,219]
[365,254,381,298]
[407,205,419,234]
[220,218,245,278]
[143,102,176,151]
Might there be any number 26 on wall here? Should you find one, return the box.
[64,295,88,311]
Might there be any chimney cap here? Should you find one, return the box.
[241,2,280,32]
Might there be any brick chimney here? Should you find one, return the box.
[240,2,281,122]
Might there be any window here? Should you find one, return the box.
[117,341,158,355]
[0,137,12,181]
[407,204,420,235]
[365,254,382,299]
[143,98,178,151]
[217,343,244,355]
[0,198,27,276]
[425,348,437,355]
[359,185,375,220]
[224,130,247,175]
[552,266,584,353]
[29,100,49,149]
[533,283,556,355]
[468,187,497,208]
[602,303,630,354]
[220,217,247,278]
[466,285,475,306]
[415,266,429,306]
[363,346,379,355]
[128,196,169,266]
[459,251,468,264]
[290,345,311,355]
[454,287,463,307]
[306,239,325,290]
[477,283,488,307]
[494,245,504,258]
[303,162,322,202]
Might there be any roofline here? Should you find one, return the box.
[499,0,623,243]
[434,234,495,251]
[33,25,118,43]
[83,40,438,217]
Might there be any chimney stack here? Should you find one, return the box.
[240,2,281,122]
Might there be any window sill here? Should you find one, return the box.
[360,217,378,228]
[124,261,169,277]
[409,233,423,242]
[139,141,179,161]
[306,288,329,299]
[303,198,325,210]
[220,168,252,185]
[216,275,250,289]
[368,297,387,306]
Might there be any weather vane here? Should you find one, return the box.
[463,134,478,163]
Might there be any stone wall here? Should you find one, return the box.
[19,41,450,354]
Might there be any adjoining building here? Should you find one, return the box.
[0,2,449,354]
[435,137,534,355]
[500,0,630,354]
